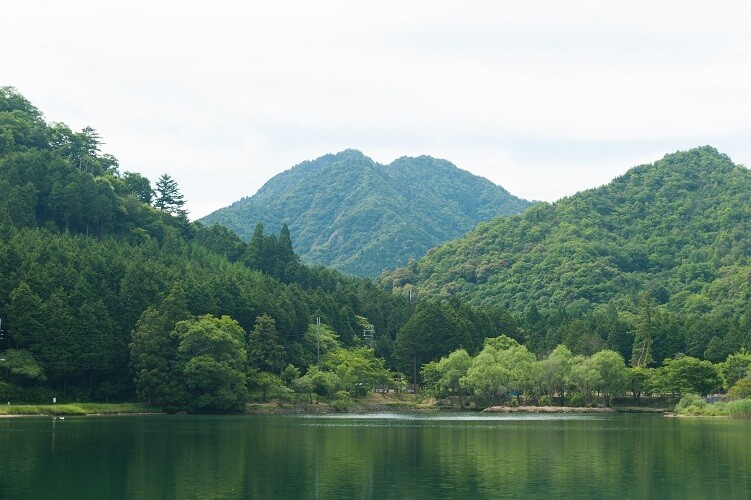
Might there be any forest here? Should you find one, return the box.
[201,150,531,277]
[1,87,750,412]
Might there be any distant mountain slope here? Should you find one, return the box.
[379,146,751,317]
[201,150,533,277]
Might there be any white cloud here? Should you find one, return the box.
[2,1,750,218]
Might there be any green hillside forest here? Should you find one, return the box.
[1,87,749,412]
[201,150,532,277]
[382,147,751,359]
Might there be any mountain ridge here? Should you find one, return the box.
[201,150,533,277]
[379,146,751,319]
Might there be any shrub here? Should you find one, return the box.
[538,395,553,406]
[727,379,751,400]
[568,393,585,407]
[675,393,706,414]
[0,382,20,403]
[331,390,355,412]
[726,399,751,419]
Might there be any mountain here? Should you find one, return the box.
[201,150,533,277]
[0,87,409,406]
[380,146,751,319]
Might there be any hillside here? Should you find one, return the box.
[0,87,412,407]
[201,150,532,277]
[1,87,559,409]
[380,146,751,321]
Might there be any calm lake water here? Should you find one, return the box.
[1,412,749,499]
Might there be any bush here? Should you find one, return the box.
[0,382,21,402]
[568,393,585,407]
[726,399,751,419]
[675,393,706,414]
[538,395,553,406]
[727,379,751,400]
[331,390,355,412]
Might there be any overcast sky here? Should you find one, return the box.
[3,1,750,218]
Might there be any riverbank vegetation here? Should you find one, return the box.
[674,394,751,418]
[0,402,160,416]
[420,336,751,410]
[2,88,751,415]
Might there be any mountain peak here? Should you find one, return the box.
[201,151,532,277]
[380,147,750,317]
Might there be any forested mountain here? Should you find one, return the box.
[383,148,751,373]
[382,146,751,319]
[0,87,415,407]
[0,87,558,409]
[201,150,532,277]
[3,87,748,408]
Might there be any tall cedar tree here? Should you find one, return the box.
[154,174,187,217]
[248,314,285,373]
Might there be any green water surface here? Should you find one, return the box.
[1,412,749,499]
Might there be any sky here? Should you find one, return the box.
[3,1,750,219]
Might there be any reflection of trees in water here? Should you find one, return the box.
[3,416,751,498]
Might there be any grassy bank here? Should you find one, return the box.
[673,394,751,418]
[0,402,162,417]
[246,392,429,414]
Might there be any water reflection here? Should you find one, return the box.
[1,413,749,499]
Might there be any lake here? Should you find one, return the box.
[1,412,749,499]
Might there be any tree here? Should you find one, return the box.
[703,336,725,363]
[460,346,508,407]
[248,314,285,374]
[123,171,154,204]
[727,379,751,400]
[129,283,190,405]
[0,349,46,385]
[589,350,629,406]
[460,343,536,408]
[174,315,248,411]
[322,347,391,397]
[281,364,301,385]
[7,282,44,348]
[298,365,340,403]
[629,366,653,404]
[631,292,654,368]
[394,301,474,385]
[567,356,601,405]
[435,349,472,406]
[154,174,187,217]
[660,356,722,397]
[542,344,573,404]
[721,349,751,389]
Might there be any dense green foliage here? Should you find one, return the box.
[201,150,532,277]
[0,87,408,408]
[382,147,751,363]
[4,87,751,412]
[424,335,743,409]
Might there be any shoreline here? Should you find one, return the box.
[0,397,673,417]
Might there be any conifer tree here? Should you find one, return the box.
[154,173,187,217]
[248,314,285,373]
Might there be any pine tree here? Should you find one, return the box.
[154,174,187,217]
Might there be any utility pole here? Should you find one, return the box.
[316,317,321,366]
[363,324,374,349]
